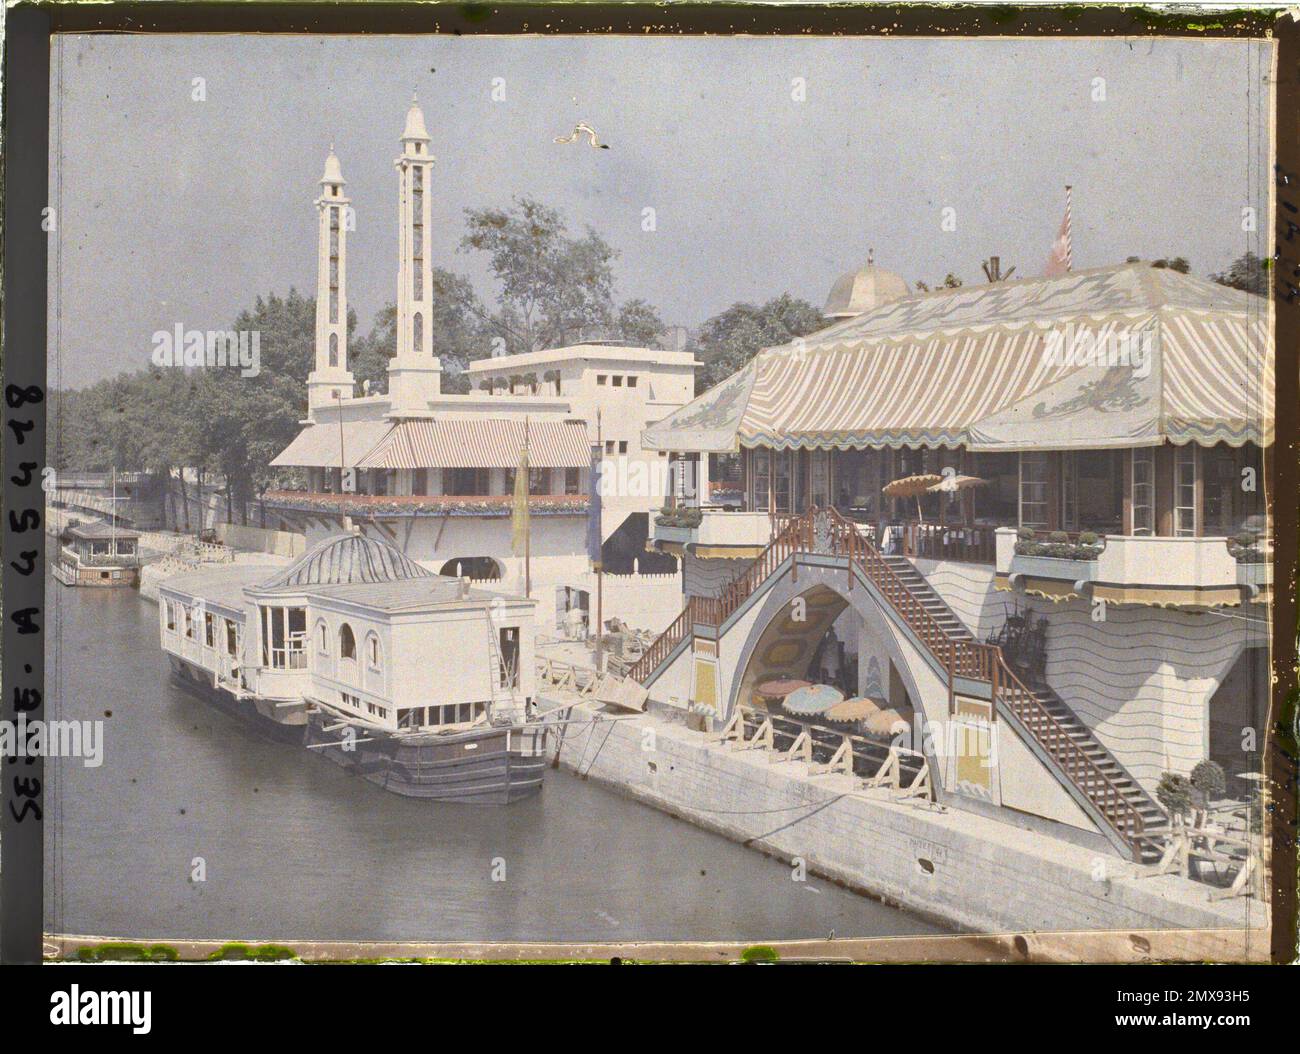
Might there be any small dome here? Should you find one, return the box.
[823,261,910,319]
[402,95,430,142]
[257,533,431,591]
[320,148,345,186]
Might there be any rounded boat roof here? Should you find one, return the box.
[257,532,431,591]
[823,263,910,318]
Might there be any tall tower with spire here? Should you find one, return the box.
[387,94,442,412]
[306,146,356,416]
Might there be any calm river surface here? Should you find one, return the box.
[44,574,945,943]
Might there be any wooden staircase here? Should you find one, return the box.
[629,506,1163,860]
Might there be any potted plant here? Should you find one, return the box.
[1156,772,1194,828]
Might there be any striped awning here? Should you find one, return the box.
[967,314,1273,451]
[269,420,395,468]
[642,263,1274,453]
[357,419,591,469]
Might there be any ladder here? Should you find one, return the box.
[485,613,521,725]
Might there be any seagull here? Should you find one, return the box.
[554,122,609,149]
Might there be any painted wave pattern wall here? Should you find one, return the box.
[910,559,1010,640]
[1030,600,1250,792]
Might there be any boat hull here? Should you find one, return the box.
[167,655,546,803]
[303,708,546,804]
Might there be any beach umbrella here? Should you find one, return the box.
[883,473,942,521]
[782,683,844,716]
[927,474,987,525]
[865,707,911,736]
[825,696,883,725]
[926,474,987,494]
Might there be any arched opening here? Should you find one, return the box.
[733,583,914,739]
[329,332,339,368]
[438,556,502,581]
[365,631,383,671]
[339,623,356,660]
[412,311,424,354]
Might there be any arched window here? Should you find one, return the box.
[339,623,356,660]
[366,632,383,671]
[329,332,338,368]
[438,556,502,581]
[316,619,329,654]
[412,312,423,354]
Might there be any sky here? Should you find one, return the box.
[48,33,1273,388]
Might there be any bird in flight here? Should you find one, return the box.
[554,122,609,149]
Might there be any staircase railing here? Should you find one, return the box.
[626,503,1146,856]
[992,657,1147,845]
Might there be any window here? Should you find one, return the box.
[450,467,489,495]
[1019,453,1050,529]
[618,441,628,455]
[596,374,608,385]
[1061,452,1078,531]
[339,623,356,660]
[184,606,195,639]
[317,620,329,654]
[612,375,623,387]
[772,451,792,512]
[810,449,830,508]
[225,619,239,657]
[626,375,638,388]
[412,468,429,496]
[204,612,215,648]
[117,538,136,556]
[90,541,110,557]
[1131,449,1155,535]
[366,633,382,671]
[529,467,550,495]
[164,600,176,632]
[1175,445,1197,537]
[750,449,771,511]
[262,606,307,669]
[565,467,580,495]
[605,440,616,455]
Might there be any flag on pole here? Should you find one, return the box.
[1044,184,1073,277]
[586,442,603,570]
[510,434,530,557]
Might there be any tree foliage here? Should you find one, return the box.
[1211,251,1268,295]
[692,293,827,392]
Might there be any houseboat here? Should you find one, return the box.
[53,519,141,587]
[159,528,547,803]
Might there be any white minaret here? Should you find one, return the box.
[306,146,356,417]
[387,94,442,412]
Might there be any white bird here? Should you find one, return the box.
[554,122,609,149]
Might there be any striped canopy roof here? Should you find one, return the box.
[357,418,590,469]
[642,263,1273,453]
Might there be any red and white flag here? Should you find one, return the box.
[1044,185,1073,277]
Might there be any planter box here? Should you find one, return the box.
[1009,554,1098,582]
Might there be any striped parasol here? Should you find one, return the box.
[883,473,942,521]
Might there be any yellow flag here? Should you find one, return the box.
[511,441,530,556]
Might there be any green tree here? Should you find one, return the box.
[615,298,667,347]
[460,196,616,354]
[351,269,492,397]
[1211,252,1267,295]
[693,293,827,392]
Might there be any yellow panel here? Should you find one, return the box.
[693,658,718,711]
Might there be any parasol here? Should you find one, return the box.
[755,678,810,704]
[883,473,942,521]
[865,707,911,736]
[825,696,883,724]
[782,683,845,716]
[927,474,987,494]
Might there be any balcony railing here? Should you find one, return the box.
[263,490,589,517]
[996,528,1272,596]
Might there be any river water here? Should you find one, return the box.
[43,574,944,944]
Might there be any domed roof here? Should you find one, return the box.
[257,532,432,591]
[402,94,430,142]
[823,259,910,319]
[320,147,345,186]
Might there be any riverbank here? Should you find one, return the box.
[537,694,1270,962]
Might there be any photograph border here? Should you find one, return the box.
[3,1,1295,966]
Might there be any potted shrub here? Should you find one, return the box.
[1156,772,1195,827]
[1189,759,1226,827]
